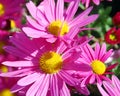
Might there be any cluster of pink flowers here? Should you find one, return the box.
[1,0,120,96]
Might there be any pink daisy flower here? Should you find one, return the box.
[23,0,98,43]
[76,43,117,86]
[97,75,120,96]
[0,33,90,96]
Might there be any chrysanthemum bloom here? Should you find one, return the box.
[23,0,98,43]
[76,43,117,86]
[0,0,25,30]
[97,75,120,96]
[0,33,91,96]
[112,12,120,27]
[105,27,120,45]
[64,0,112,8]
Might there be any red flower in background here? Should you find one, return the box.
[112,12,120,27]
[105,27,120,44]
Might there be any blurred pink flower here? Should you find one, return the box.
[64,0,112,8]
[0,33,90,96]
[97,75,120,96]
[0,0,25,30]
[23,0,98,43]
[76,43,117,86]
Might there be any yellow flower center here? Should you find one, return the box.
[10,20,16,29]
[0,3,5,16]
[91,60,106,75]
[109,34,116,41]
[48,20,69,36]
[0,65,8,73]
[39,51,63,74]
[0,89,14,96]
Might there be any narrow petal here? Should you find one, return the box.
[69,6,93,25]
[26,75,45,96]
[2,61,34,67]
[26,16,45,30]
[103,81,116,96]
[99,43,106,60]
[95,43,100,59]
[36,74,50,96]
[56,0,64,20]
[22,27,51,38]
[11,84,24,93]
[44,0,54,22]
[60,82,70,96]
[97,83,109,96]
[0,68,33,77]
[58,70,76,86]
[65,0,79,21]
[112,75,120,92]
[50,74,60,96]
[101,49,113,62]
[26,1,37,19]
[17,73,40,86]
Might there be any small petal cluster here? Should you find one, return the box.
[97,75,120,96]
[23,0,98,43]
[64,0,112,8]
[105,27,120,45]
[76,43,117,86]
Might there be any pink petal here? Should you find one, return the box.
[26,75,45,96]
[58,70,76,86]
[0,68,32,77]
[17,73,40,86]
[69,6,93,26]
[36,74,50,96]
[11,84,24,93]
[56,0,64,20]
[97,83,109,96]
[50,74,60,96]
[22,27,50,38]
[103,81,116,96]
[65,0,79,21]
[2,61,34,67]
[99,43,106,60]
[93,0,100,5]
[26,16,45,30]
[61,82,70,96]
[26,1,37,19]
[112,75,120,92]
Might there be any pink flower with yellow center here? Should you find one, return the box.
[76,43,117,86]
[23,0,98,43]
[0,33,90,96]
[97,75,120,96]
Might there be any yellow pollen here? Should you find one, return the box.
[10,20,16,29]
[48,20,69,36]
[39,51,63,74]
[91,60,106,75]
[0,3,5,16]
[0,89,14,96]
[0,65,8,73]
[109,34,116,41]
